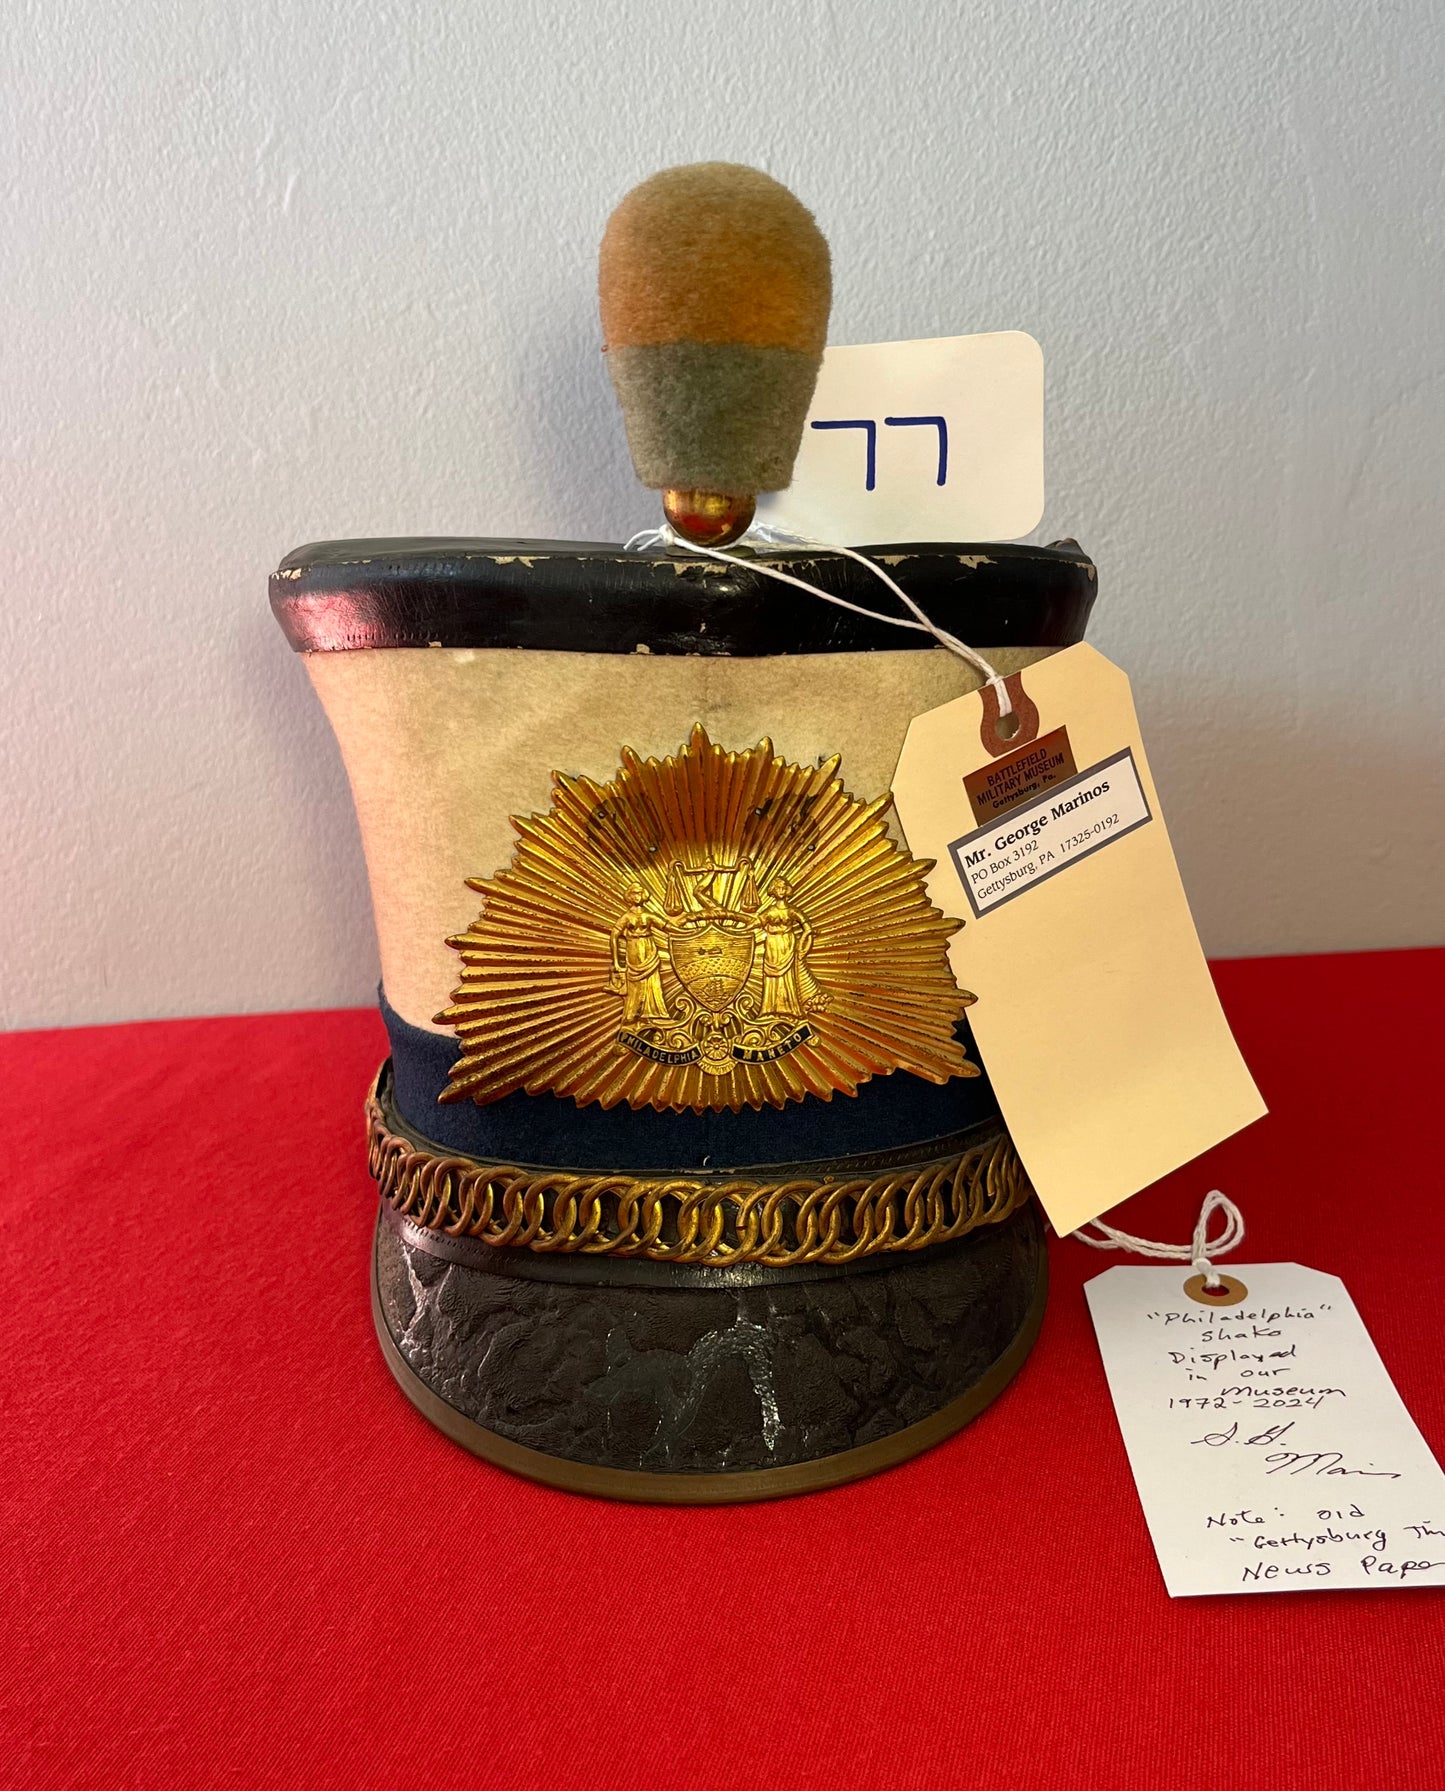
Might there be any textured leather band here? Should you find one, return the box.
[371,1211,1050,1502]
[366,1068,1031,1268]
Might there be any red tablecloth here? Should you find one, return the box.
[5,949,1443,1790]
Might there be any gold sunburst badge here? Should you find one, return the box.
[437,725,978,1113]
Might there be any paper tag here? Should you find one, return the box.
[755,332,1043,544]
[1086,1263,1445,1597]
[891,643,1266,1234]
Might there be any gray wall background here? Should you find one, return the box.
[4,0,1443,1030]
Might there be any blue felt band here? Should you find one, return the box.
[381,990,1003,1173]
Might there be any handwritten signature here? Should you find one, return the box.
[1190,1421,1401,1479]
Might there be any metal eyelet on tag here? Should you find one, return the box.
[979,672,1039,757]
[1183,1271,1248,1306]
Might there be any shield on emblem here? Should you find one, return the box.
[668,918,756,1012]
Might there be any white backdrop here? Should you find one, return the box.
[4,0,1443,1031]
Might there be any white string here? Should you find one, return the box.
[1071,1190,1246,1290]
[623,520,1013,719]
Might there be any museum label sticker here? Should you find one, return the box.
[755,332,1044,544]
[891,642,1266,1234]
[1086,1263,1445,1597]
[962,725,1078,826]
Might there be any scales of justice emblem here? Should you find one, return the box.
[439,726,979,1114]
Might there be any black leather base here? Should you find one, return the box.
[372,1197,1046,1502]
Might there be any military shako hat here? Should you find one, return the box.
[272,166,1096,1500]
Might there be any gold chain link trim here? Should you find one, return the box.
[365,1076,1030,1268]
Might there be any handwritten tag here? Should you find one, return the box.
[1086,1264,1445,1597]
[755,332,1043,544]
[892,644,1266,1234]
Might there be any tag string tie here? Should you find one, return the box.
[624,521,1013,719]
[1070,1190,1245,1289]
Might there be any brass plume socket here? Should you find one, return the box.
[662,489,756,548]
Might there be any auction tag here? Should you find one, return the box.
[1086,1264,1445,1597]
[755,332,1043,544]
[892,643,1265,1234]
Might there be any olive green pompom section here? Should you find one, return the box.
[599,162,832,498]
[606,342,823,494]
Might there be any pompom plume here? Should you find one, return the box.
[599,163,831,542]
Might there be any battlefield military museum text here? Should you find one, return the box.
[962,725,1078,825]
[949,748,1152,918]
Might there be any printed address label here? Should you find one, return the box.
[947,747,1152,918]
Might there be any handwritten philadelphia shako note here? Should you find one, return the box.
[1086,1263,1445,1597]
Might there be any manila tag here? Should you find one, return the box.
[1085,1262,1445,1597]
[891,642,1266,1234]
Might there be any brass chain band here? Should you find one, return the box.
[365,1076,1031,1268]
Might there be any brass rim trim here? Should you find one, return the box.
[366,1072,1031,1269]
[371,1211,1049,1505]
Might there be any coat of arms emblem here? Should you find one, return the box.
[439,725,978,1112]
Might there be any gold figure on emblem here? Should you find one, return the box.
[610,884,671,1025]
[439,726,979,1113]
[757,877,825,1021]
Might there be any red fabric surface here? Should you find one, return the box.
[4,949,1443,1791]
